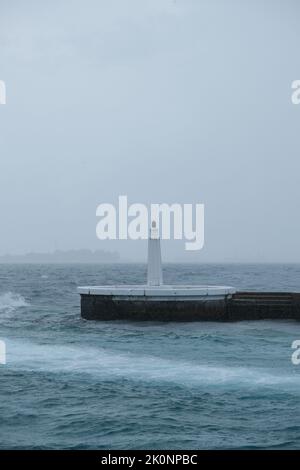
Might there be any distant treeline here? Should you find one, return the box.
[0,249,120,264]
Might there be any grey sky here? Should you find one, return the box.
[0,0,299,262]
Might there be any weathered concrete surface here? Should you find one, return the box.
[226,292,300,321]
[80,294,226,321]
[80,291,300,322]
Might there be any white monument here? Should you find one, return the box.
[78,222,235,320]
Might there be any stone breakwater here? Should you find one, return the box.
[80,292,300,322]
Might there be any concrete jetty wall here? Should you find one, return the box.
[227,292,300,321]
[80,292,300,322]
[80,294,226,321]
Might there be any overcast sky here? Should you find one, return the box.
[0,0,299,262]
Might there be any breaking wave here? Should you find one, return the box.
[0,292,29,314]
[8,339,300,392]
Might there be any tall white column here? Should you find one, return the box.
[147,221,163,286]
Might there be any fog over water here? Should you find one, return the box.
[0,0,300,262]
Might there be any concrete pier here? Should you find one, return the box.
[227,292,300,321]
[78,285,235,321]
[78,221,300,322]
[78,290,300,322]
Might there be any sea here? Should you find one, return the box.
[0,263,300,450]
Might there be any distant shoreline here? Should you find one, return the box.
[0,250,120,264]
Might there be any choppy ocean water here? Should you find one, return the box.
[0,263,300,450]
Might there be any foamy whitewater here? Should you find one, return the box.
[1,263,300,449]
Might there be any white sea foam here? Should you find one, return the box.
[0,292,28,314]
[7,339,300,391]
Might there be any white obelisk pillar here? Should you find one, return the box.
[147,221,163,286]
